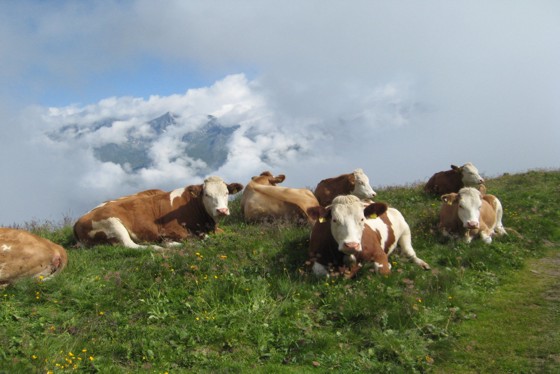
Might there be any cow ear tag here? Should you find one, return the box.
[447,200,453,206]
[368,213,377,219]
[318,217,326,223]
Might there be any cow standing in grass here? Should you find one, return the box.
[307,195,431,278]
[439,187,506,243]
[0,228,68,286]
[74,176,243,249]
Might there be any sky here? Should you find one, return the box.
[0,1,559,225]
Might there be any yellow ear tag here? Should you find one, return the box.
[318,217,326,223]
[368,213,377,219]
[447,200,453,206]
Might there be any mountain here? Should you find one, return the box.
[182,116,240,171]
[48,112,241,175]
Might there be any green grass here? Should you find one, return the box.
[1,170,558,373]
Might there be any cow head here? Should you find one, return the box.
[191,176,243,219]
[351,168,377,200]
[252,171,286,186]
[308,195,388,255]
[441,187,483,229]
[455,162,484,187]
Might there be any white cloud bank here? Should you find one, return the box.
[0,1,559,225]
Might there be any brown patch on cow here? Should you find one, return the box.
[378,213,396,254]
[314,172,356,206]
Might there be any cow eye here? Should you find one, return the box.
[332,218,338,223]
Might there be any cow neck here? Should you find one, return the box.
[180,188,217,234]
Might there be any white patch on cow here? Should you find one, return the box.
[202,176,230,218]
[457,187,483,229]
[169,188,185,205]
[366,207,431,270]
[351,169,377,200]
[1,244,11,252]
[329,195,366,253]
[312,262,329,277]
[461,162,484,187]
[90,217,151,249]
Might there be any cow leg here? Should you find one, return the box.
[397,229,431,270]
[493,199,507,236]
[92,218,154,249]
[463,230,474,243]
[480,228,494,244]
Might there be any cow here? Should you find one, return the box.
[439,187,506,244]
[240,171,320,224]
[314,168,377,206]
[307,195,431,278]
[424,163,486,195]
[0,228,68,286]
[73,176,244,249]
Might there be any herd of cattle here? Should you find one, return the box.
[1,162,507,285]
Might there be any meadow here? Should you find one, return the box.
[1,170,558,373]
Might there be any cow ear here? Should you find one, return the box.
[188,185,203,197]
[227,183,244,194]
[441,193,457,205]
[307,206,329,222]
[451,164,461,172]
[364,202,388,219]
[272,174,286,184]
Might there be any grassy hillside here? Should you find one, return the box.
[1,170,558,373]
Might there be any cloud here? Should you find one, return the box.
[0,1,559,225]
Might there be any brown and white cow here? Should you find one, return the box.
[240,171,320,224]
[424,163,486,195]
[314,168,377,206]
[439,187,506,244]
[0,228,68,286]
[74,176,243,249]
[307,195,430,278]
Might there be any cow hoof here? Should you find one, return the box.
[420,262,431,270]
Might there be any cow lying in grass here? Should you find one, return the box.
[314,168,377,206]
[241,171,320,224]
[425,162,486,195]
[0,228,68,286]
[307,195,430,278]
[74,176,243,249]
[439,187,506,243]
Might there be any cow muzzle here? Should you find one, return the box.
[216,208,230,216]
[465,221,479,229]
[341,241,361,255]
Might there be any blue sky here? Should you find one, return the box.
[0,0,559,224]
